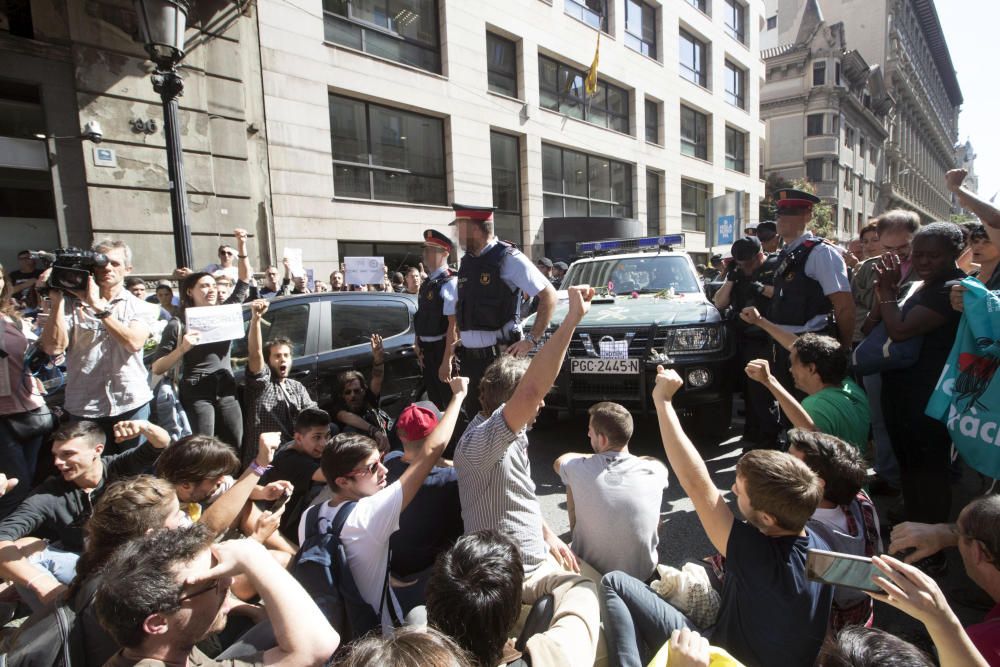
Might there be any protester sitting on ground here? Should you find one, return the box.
[553,401,669,581]
[332,334,389,450]
[38,239,157,454]
[455,285,595,582]
[0,419,170,609]
[155,432,295,557]
[62,475,188,667]
[300,376,467,635]
[868,554,989,666]
[244,299,317,459]
[888,495,1000,663]
[384,402,464,612]
[742,328,870,453]
[337,625,470,666]
[95,524,339,667]
[152,229,254,454]
[817,625,935,667]
[425,529,601,667]
[258,407,332,542]
[788,429,880,630]
[601,367,832,667]
[0,261,52,519]
[870,222,966,534]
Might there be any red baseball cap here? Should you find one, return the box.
[396,403,440,442]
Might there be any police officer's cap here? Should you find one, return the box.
[537,257,553,268]
[709,254,723,264]
[731,236,762,261]
[553,261,569,271]
[422,229,453,253]
[449,203,495,225]
[774,188,820,212]
[756,220,778,237]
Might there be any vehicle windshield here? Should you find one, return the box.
[565,255,702,294]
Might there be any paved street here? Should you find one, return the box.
[527,402,992,650]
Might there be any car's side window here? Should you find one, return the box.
[331,301,409,349]
[231,303,311,372]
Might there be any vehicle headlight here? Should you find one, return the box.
[669,327,722,353]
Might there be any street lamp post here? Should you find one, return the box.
[134,0,193,270]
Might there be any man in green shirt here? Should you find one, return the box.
[745,331,870,454]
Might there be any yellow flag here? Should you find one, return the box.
[584,32,600,96]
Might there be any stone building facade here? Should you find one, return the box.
[0,1,272,275]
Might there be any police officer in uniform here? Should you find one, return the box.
[765,189,854,401]
[414,229,458,411]
[714,236,781,449]
[450,203,556,416]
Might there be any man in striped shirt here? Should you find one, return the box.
[455,285,594,578]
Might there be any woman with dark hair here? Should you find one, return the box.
[871,222,966,544]
[152,229,253,452]
[336,627,470,667]
[0,261,54,518]
[300,377,467,637]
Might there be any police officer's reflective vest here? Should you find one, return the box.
[768,240,832,326]
[414,269,455,338]
[456,241,519,332]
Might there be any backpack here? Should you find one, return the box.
[290,502,399,643]
[1,580,98,667]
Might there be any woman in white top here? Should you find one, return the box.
[0,263,51,518]
[299,376,467,634]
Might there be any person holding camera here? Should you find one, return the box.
[39,240,156,454]
[151,229,253,453]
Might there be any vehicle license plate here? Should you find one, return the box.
[570,358,640,375]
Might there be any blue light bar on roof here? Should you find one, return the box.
[576,234,685,254]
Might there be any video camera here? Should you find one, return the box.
[30,248,109,295]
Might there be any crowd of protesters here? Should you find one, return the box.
[0,166,996,667]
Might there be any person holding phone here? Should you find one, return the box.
[871,223,966,540]
[152,228,253,454]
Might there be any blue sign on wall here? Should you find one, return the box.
[717,214,736,246]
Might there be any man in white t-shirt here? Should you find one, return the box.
[554,402,669,581]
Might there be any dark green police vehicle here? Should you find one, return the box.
[525,236,735,432]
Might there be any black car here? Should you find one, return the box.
[228,291,424,419]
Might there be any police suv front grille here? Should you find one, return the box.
[568,327,653,358]
[569,376,642,399]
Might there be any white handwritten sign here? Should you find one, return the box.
[186,304,245,345]
[345,256,384,286]
[282,247,304,278]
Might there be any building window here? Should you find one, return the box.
[684,0,708,12]
[542,144,633,217]
[812,61,825,86]
[870,146,878,165]
[766,15,777,30]
[806,114,824,136]
[806,158,824,182]
[625,1,657,59]
[857,211,863,231]
[679,30,707,87]
[844,125,854,148]
[835,61,842,85]
[323,0,441,74]
[681,179,710,232]
[539,56,629,133]
[646,170,662,236]
[843,208,851,229]
[645,99,660,144]
[486,32,518,98]
[844,167,853,190]
[869,180,877,201]
[565,0,609,32]
[329,94,446,204]
[725,126,747,173]
[723,0,746,44]
[724,61,745,109]
[858,136,866,157]
[680,105,709,160]
[491,132,522,245]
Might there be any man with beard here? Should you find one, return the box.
[95,525,338,666]
[0,419,170,608]
[244,300,317,460]
[331,335,390,451]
